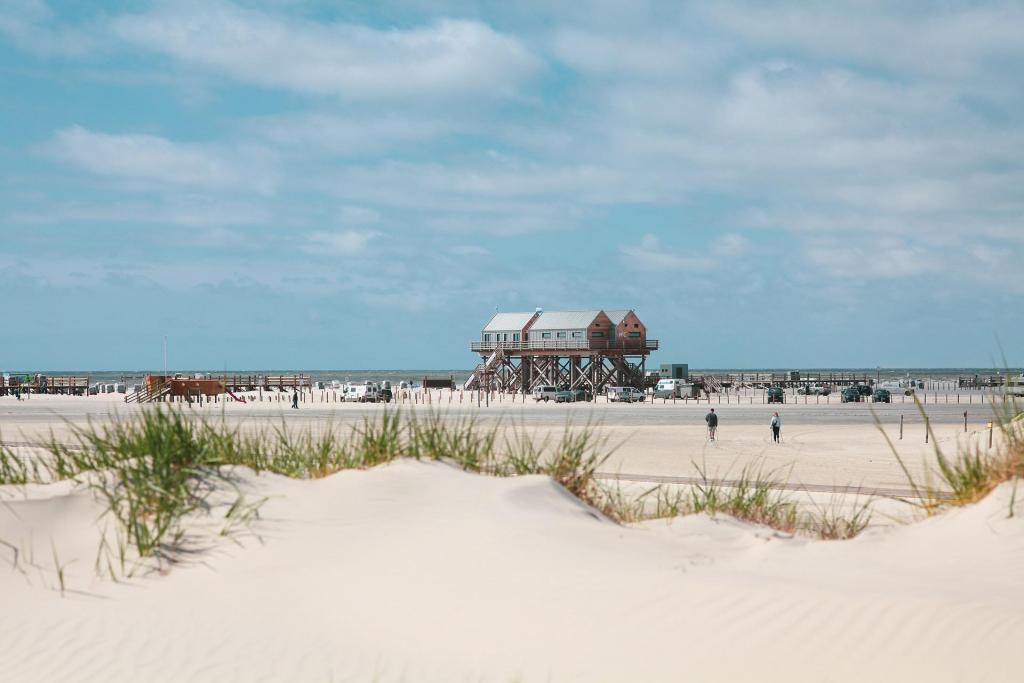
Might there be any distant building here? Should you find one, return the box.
[468,308,657,392]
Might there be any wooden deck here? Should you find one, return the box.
[0,376,90,396]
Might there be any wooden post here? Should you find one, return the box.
[989,422,994,449]
[964,411,968,433]
[899,414,903,440]
[925,417,929,444]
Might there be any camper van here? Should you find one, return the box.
[344,382,381,403]
[654,379,692,399]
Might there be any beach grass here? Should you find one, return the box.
[876,390,1024,513]
[4,393,1021,573]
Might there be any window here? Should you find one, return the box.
[484,333,492,342]
[591,332,604,338]
[571,331,583,338]
[513,333,520,342]
[556,331,566,338]
[628,331,641,338]
[634,323,639,328]
[542,332,552,339]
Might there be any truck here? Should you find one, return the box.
[766,386,785,403]
[871,388,891,403]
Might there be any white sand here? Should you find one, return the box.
[1,392,1007,493]
[2,458,1022,682]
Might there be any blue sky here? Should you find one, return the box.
[1,0,1022,370]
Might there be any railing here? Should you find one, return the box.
[470,339,658,353]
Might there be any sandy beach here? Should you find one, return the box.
[1,390,1007,493]
[2,391,1022,682]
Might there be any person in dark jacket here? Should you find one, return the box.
[770,412,781,443]
[705,408,718,441]
[292,389,299,409]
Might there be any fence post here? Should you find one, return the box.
[964,411,968,433]
[925,417,929,444]
[989,422,994,449]
[899,414,904,440]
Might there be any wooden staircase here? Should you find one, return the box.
[125,381,170,404]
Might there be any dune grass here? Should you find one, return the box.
[0,408,615,564]
[5,391,1020,574]
[875,391,1024,514]
[599,462,873,540]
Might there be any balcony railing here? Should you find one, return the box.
[470,339,658,353]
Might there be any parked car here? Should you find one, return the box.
[608,386,645,403]
[841,387,861,403]
[872,389,891,403]
[856,384,873,397]
[555,387,593,403]
[766,386,785,404]
[533,385,559,402]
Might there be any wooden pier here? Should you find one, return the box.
[691,371,875,394]
[0,375,89,396]
[127,374,311,403]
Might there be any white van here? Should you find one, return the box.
[532,385,559,402]
[344,382,380,402]
[654,379,688,399]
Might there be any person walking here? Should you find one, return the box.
[291,389,299,409]
[770,411,781,443]
[705,408,718,441]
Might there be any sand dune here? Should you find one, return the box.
[2,459,1021,682]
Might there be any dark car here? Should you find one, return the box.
[841,387,861,403]
[766,386,785,404]
[555,388,593,403]
[379,387,393,403]
[856,384,873,396]
[871,389,891,403]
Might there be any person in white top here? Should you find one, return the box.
[770,412,781,443]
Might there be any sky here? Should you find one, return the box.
[1,0,1022,371]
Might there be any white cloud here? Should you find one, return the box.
[712,233,751,257]
[43,125,277,193]
[247,112,449,153]
[620,234,716,272]
[111,1,541,98]
[305,230,381,256]
[6,199,271,228]
[802,237,942,278]
[0,0,98,56]
[449,244,490,257]
[337,206,381,226]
